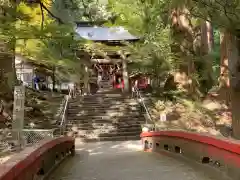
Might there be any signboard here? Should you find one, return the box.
[12,86,25,142]
[160,113,167,122]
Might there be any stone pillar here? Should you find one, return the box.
[122,58,129,93]
[97,72,102,87]
[83,66,90,94]
[12,86,25,147]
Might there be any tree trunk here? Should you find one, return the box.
[227,33,240,139]
[0,39,16,101]
[199,20,214,94]
[0,0,18,126]
[201,21,214,53]
[170,7,195,95]
[0,50,16,125]
[218,30,231,104]
[119,51,129,93]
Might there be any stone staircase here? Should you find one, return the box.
[99,79,113,89]
[66,90,145,142]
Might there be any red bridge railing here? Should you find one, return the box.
[2,130,239,180]
[0,136,74,180]
[141,131,240,179]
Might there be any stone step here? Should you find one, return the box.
[69,103,138,107]
[69,104,139,107]
[67,112,140,117]
[66,119,145,125]
[74,131,141,138]
[67,117,143,122]
[66,122,143,128]
[67,117,144,122]
[68,108,140,112]
[71,95,135,99]
[68,105,141,111]
[81,95,134,99]
[67,117,143,121]
[100,83,112,86]
[100,86,113,88]
[98,131,141,137]
[66,124,143,131]
[100,82,111,85]
[65,93,145,143]
[68,118,145,123]
[67,111,141,117]
[69,97,127,102]
[69,131,142,138]
[69,104,139,109]
[95,90,126,95]
[83,93,123,97]
[73,135,140,142]
[80,99,135,103]
[69,100,138,105]
[68,107,140,112]
[68,107,139,112]
[66,123,142,129]
[67,116,145,122]
[66,126,141,132]
[81,97,126,100]
[67,111,140,116]
[69,102,138,107]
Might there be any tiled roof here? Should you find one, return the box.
[75,26,139,41]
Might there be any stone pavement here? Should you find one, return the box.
[47,140,229,180]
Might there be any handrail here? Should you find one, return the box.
[133,86,154,128]
[59,91,71,135]
[58,84,82,135]
[60,95,69,126]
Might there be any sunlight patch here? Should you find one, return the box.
[111,144,121,149]
[89,152,103,156]
[110,142,142,151]
[124,143,142,151]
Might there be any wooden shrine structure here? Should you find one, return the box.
[75,21,140,93]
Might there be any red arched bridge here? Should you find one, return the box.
[0,131,238,180]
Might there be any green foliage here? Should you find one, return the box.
[211,30,221,83]
[108,0,240,96]
[109,0,173,80]
[0,0,88,82]
[51,0,112,23]
[174,0,240,34]
[1,0,239,94]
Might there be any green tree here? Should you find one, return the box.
[108,0,240,138]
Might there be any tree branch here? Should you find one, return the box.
[40,2,44,30]
[39,1,64,24]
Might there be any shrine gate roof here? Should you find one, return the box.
[75,26,139,41]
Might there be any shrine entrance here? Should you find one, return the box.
[93,63,123,89]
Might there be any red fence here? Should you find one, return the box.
[0,137,75,180]
[141,131,240,180]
